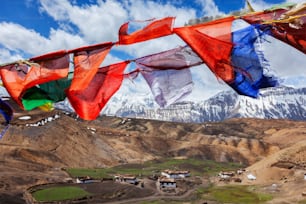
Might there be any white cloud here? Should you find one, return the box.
[38,0,197,58]
[249,0,303,11]
[38,0,72,21]
[0,0,223,62]
[247,0,275,11]
[127,1,196,27]
[0,49,23,64]
[0,22,85,61]
[0,0,197,64]
[0,22,46,55]
[262,36,306,77]
[102,52,125,67]
[48,28,86,50]
[39,0,128,43]
[285,0,305,3]
[196,0,224,16]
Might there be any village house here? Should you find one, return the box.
[218,171,236,182]
[114,175,138,185]
[161,169,190,179]
[247,173,257,180]
[218,171,235,179]
[76,176,96,184]
[158,177,177,189]
[237,168,246,175]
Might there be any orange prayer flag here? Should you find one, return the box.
[0,50,69,108]
[174,19,234,82]
[67,61,129,120]
[68,42,113,92]
[118,17,175,45]
[190,16,235,42]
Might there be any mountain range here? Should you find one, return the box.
[100,86,306,122]
[52,85,306,123]
[0,76,305,123]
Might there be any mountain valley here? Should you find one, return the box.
[0,101,306,203]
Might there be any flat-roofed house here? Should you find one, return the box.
[161,169,190,179]
[114,175,138,185]
[159,177,176,188]
[76,176,95,184]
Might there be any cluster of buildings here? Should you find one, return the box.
[218,169,246,182]
[158,169,190,190]
[20,114,60,127]
[76,176,101,184]
[114,175,139,185]
[112,169,191,190]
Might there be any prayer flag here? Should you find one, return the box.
[68,42,113,92]
[67,61,128,120]
[135,46,200,107]
[118,17,175,44]
[0,50,69,108]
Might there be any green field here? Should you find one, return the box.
[140,185,272,204]
[199,185,273,204]
[32,158,273,203]
[67,158,244,179]
[32,186,91,202]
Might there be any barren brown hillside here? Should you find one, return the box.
[0,103,306,203]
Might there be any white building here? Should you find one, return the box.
[161,170,190,179]
[114,175,138,185]
[76,177,94,184]
[159,177,177,188]
[247,173,257,180]
[218,171,235,179]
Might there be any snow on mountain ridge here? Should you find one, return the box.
[1,78,305,122]
[102,86,306,122]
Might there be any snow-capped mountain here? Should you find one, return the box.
[1,78,305,123]
[101,86,306,122]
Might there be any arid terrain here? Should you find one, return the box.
[0,100,306,203]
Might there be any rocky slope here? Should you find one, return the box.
[0,102,306,203]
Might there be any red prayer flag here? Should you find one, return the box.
[242,9,287,24]
[271,20,306,54]
[68,42,113,92]
[67,61,128,120]
[191,16,235,42]
[118,17,175,45]
[243,8,306,54]
[0,50,69,108]
[174,22,234,82]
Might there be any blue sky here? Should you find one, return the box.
[0,1,268,37]
[0,0,298,53]
[0,0,305,103]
